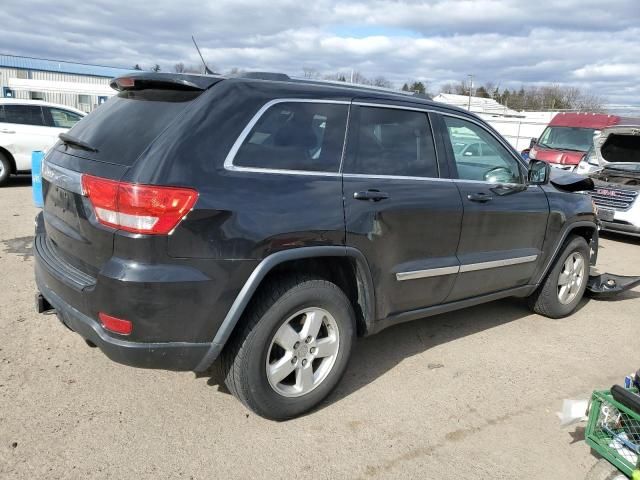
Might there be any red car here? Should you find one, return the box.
[528,112,621,171]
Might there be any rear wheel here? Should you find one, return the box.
[0,153,11,186]
[528,235,590,318]
[221,276,356,420]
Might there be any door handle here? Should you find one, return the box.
[0,129,16,134]
[467,192,493,203]
[354,190,390,202]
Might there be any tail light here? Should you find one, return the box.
[81,175,198,235]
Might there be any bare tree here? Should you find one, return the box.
[302,67,321,79]
[372,76,392,88]
[174,62,203,74]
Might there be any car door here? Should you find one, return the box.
[436,113,550,301]
[0,104,51,170]
[343,102,463,320]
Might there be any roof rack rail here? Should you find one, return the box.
[290,76,430,99]
[237,71,291,81]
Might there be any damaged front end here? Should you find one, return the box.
[548,168,640,298]
[587,273,640,298]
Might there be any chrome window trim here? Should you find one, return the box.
[458,255,538,273]
[223,98,350,175]
[396,265,459,281]
[343,173,453,182]
[395,254,538,281]
[41,158,83,195]
[223,98,527,180]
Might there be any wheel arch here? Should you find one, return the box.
[534,220,598,285]
[194,246,375,372]
[0,146,17,174]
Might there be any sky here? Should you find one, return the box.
[3,0,640,106]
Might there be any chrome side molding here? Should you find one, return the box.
[396,255,538,281]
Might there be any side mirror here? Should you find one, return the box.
[528,159,551,185]
[529,138,538,149]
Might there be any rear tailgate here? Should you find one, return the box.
[41,73,221,276]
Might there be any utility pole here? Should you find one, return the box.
[467,74,473,111]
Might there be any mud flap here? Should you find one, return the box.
[586,273,640,298]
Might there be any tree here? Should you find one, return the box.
[372,76,392,88]
[401,83,410,92]
[302,67,320,79]
[133,64,142,70]
[174,62,202,74]
[410,81,426,95]
[151,64,161,72]
[475,86,490,98]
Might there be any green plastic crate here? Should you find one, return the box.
[585,389,640,478]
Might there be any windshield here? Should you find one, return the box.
[538,126,595,152]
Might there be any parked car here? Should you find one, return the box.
[0,99,85,185]
[527,112,623,172]
[586,125,640,237]
[35,72,599,419]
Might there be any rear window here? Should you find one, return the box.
[62,89,201,166]
[233,102,349,172]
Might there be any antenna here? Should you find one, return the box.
[191,35,214,75]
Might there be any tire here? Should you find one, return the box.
[221,275,356,420]
[528,234,590,318]
[0,152,11,186]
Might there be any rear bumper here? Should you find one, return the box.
[32,216,256,370]
[36,272,209,370]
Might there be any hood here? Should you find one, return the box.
[530,146,584,165]
[590,165,640,188]
[549,169,594,192]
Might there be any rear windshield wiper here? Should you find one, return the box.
[58,133,98,153]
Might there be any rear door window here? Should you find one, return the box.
[233,101,349,172]
[343,106,438,178]
[3,105,45,126]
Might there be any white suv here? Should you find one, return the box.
[0,99,85,185]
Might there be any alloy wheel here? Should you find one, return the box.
[266,307,340,398]
[557,252,585,304]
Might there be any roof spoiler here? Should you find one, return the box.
[110,72,222,92]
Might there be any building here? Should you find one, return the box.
[0,54,132,113]
[434,93,557,151]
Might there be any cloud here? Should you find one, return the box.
[2,0,639,105]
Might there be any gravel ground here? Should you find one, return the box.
[1,176,639,479]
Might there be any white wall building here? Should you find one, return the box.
[0,54,132,113]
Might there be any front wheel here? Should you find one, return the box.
[528,235,590,318]
[221,276,356,420]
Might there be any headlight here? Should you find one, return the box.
[576,158,591,174]
[528,149,536,160]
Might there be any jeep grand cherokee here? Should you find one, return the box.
[35,72,598,419]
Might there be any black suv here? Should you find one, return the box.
[35,72,597,419]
